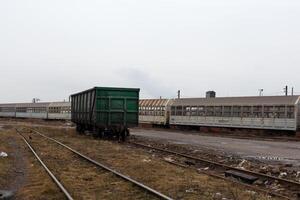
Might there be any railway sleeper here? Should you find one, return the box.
[225,170,258,184]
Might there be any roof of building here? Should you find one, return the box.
[171,96,300,106]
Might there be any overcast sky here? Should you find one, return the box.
[0,0,299,103]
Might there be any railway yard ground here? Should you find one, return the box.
[132,128,300,167]
[0,119,299,200]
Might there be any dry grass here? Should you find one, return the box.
[0,130,15,189]
[33,126,277,200]
[0,128,64,200]
[22,131,157,200]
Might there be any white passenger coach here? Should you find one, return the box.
[139,96,300,132]
[0,102,71,120]
[170,96,300,131]
[139,99,174,125]
[1,95,300,132]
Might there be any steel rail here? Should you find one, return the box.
[28,128,173,200]
[129,141,299,199]
[130,141,300,186]
[164,159,292,200]
[16,129,74,200]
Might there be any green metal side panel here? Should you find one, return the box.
[94,87,139,127]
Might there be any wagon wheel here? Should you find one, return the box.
[98,129,104,139]
[76,125,84,134]
[121,128,126,142]
[125,128,130,137]
[92,132,98,139]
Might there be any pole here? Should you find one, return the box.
[259,89,263,96]
[177,90,181,99]
[285,86,288,96]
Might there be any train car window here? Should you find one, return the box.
[154,107,159,116]
[287,106,295,119]
[287,106,294,112]
[150,107,154,115]
[206,106,214,116]
[186,106,191,116]
[198,106,205,116]
[242,106,252,117]
[171,106,176,115]
[223,108,229,117]
[182,106,186,116]
[275,105,285,112]
[176,106,182,116]
[232,106,241,117]
[191,106,197,116]
[253,106,262,118]
[159,107,164,116]
[263,106,274,118]
[182,106,189,116]
[159,111,163,116]
[215,106,222,117]
[0,107,15,112]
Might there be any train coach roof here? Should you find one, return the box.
[0,102,72,108]
[15,102,51,107]
[49,102,71,107]
[172,96,300,106]
[139,99,170,107]
[0,103,18,107]
[71,87,140,96]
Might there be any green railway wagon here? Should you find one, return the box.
[71,87,140,140]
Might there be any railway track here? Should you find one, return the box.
[128,141,300,200]
[16,128,173,200]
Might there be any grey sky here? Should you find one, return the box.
[0,0,299,103]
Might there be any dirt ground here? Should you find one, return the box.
[20,127,156,200]
[130,134,300,183]
[31,126,275,200]
[0,126,64,200]
[131,128,300,167]
[0,120,279,199]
